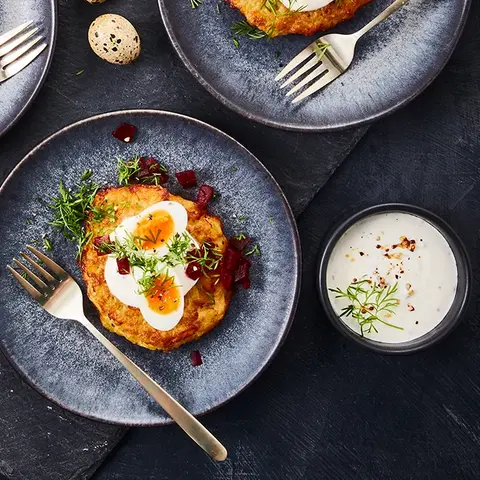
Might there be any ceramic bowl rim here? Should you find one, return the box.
[317,203,471,354]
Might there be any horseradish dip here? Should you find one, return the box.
[280,0,333,13]
[326,212,458,343]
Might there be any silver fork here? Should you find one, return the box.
[276,0,408,103]
[0,21,48,83]
[7,246,228,462]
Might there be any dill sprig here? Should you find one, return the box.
[329,279,403,336]
[160,232,196,268]
[313,41,331,61]
[191,0,202,8]
[231,20,266,39]
[262,0,306,37]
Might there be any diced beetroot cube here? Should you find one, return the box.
[223,246,241,272]
[138,157,157,169]
[93,235,114,256]
[112,123,136,143]
[196,184,215,208]
[191,350,203,367]
[116,257,130,275]
[175,170,197,188]
[220,269,233,290]
[234,257,251,288]
[229,236,251,252]
[185,262,202,280]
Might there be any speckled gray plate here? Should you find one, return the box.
[0,110,301,426]
[158,0,470,132]
[0,0,56,138]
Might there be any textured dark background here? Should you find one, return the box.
[0,0,479,479]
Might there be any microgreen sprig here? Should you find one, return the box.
[329,279,403,336]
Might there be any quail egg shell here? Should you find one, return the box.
[88,14,141,65]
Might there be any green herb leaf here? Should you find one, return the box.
[75,69,85,76]
[245,244,261,256]
[231,20,266,39]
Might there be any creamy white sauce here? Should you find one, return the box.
[326,212,458,343]
[279,0,333,13]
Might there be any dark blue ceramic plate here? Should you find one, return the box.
[0,110,301,426]
[0,0,57,138]
[158,0,470,132]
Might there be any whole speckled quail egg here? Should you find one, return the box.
[88,14,141,65]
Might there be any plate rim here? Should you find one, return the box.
[0,108,302,426]
[157,0,472,133]
[0,0,58,138]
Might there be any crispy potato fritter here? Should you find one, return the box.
[81,185,232,351]
[228,0,372,37]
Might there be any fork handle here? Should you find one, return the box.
[81,318,228,461]
[354,0,409,39]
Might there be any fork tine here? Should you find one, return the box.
[13,259,50,290]
[280,57,321,89]
[26,245,69,279]
[1,36,43,68]
[275,41,316,81]
[3,43,47,81]
[0,27,38,57]
[21,252,56,282]
[286,63,329,96]
[0,20,33,49]
[291,70,339,104]
[7,265,43,300]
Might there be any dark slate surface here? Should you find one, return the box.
[0,0,368,478]
[93,4,480,480]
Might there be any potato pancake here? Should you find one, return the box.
[81,184,232,351]
[228,0,372,37]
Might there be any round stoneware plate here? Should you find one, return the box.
[158,0,470,132]
[0,0,57,138]
[0,110,301,426]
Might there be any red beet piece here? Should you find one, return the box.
[223,246,241,272]
[191,350,203,367]
[175,170,197,188]
[229,236,251,252]
[93,235,114,256]
[220,269,233,290]
[138,157,157,169]
[185,262,202,280]
[116,257,130,275]
[196,184,215,208]
[112,123,136,143]
[234,257,251,289]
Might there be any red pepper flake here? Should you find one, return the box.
[196,184,215,208]
[112,123,136,143]
[191,350,203,367]
[408,304,415,312]
[175,170,197,189]
[116,257,130,275]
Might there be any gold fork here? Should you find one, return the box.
[7,245,227,462]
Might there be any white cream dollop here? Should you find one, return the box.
[279,0,334,13]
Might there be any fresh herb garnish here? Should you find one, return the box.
[262,0,307,37]
[49,178,100,259]
[81,169,93,181]
[234,232,246,240]
[329,280,403,336]
[75,69,85,76]
[313,41,330,61]
[231,20,266,39]
[238,216,248,222]
[42,234,53,251]
[245,244,261,256]
[118,157,141,186]
[190,0,202,8]
[233,38,240,48]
